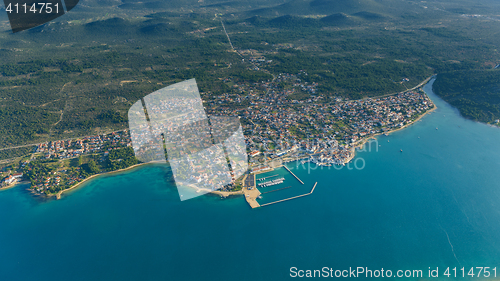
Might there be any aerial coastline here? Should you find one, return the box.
[54,161,157,199]
[47,97,436,202]
[216,91,437,203]
[0,76,436,202]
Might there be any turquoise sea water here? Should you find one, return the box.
[2,79,500,281]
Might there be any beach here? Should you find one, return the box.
[55,162,155,199]
[347,101,438,163]
[0,180,30,191]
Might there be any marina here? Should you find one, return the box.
[244,164,311,209]
[245,164,309,208]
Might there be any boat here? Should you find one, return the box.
[258,196,262,199]
[400,149,403,152]
[436,127,438,130]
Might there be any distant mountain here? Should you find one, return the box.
[309,0,382,13]
[85,17,127,28]
[245,15,267,25]
[231,0,438,20]
[118,0,277,9]
[202,1,242,8]
[320,12,355,25]
[239,0,392,17]
[267,15,319,28]
[352,11,385,20]
[139,23,175,35]
[119,0,193,9]
[144,12,180,19]
[246,11,385,29]
[84,17,134,36]
[240,0,318,17]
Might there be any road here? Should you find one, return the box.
[0,129,127,152]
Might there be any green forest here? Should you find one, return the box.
[0,0,499,149]
[433,70,500,124]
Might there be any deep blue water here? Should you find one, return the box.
[1,79,500,281]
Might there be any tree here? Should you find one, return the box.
[84,160,99,174]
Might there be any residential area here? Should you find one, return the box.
[1,73,434,196]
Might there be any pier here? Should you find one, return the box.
[283,165,304,184]
[262,186,291,194]
[258,177,285,188]
[257,174,279,181]
[243,173,261,208]
[259,182,317,208]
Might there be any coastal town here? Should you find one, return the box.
[0,130,136,196]
[206,71,434,167]
[0,73,435,197]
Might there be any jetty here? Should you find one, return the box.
[258,177,285,188]
[243,173,261,208]
[283,165,304,184]
[257,174,279,181]
[259,182,317,208]
[262,186,291,194]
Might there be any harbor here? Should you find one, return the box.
[259,182,317,208]
[244,164,312,209]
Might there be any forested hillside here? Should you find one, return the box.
[434,70,500,124]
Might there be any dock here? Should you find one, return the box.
[257,174,279,181]
[262,186,291,194]
[243,173,261,208]
[283,165,304,184]
[259,182,317,208]
[258,177,285,188]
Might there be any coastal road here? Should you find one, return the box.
[0,129,127,152]
[343,75,435,102]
